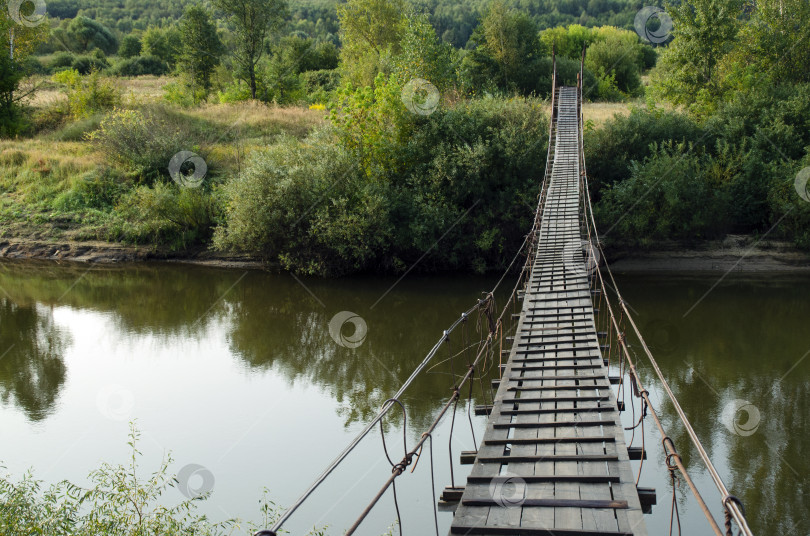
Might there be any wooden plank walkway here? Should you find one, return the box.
[449,87,648,536]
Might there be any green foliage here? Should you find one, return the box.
[585,106,705,196]
[302,69,340,94]
[539,24,593,58]
[48,113,106,141]
[337,0,407,87]
[391,14,459,91]
[214,130,384,273]
[1,9,48,137]
[539,24,650,99]
[585,30,643,95]
[112,55,169,76]
[216,81,252,103]
[142,25,182,69]
[51,69,122,119]
[62,15,119,54]
[652,0,746,115]
[163,81,201,107]
[179,6,224,99]
[20,56,47,75]
[118,34,142,58]
[596,141,731,245]
[70,53,110,75]
[52,167,125,211]
[216,86,549,275]
[110,182,222,247]
[461,0,544,96]
[48,51,77,72]
[213,0,288,99]
[0,424,230,535]
[0,55,26,137]
[591,82,810,249]
[88,108,188,182]
[259,35,335,105]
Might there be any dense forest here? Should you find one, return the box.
[41,0,649,46]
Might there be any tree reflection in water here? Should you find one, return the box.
[0,298,68,421]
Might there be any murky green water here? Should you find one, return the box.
[0,260,806,535]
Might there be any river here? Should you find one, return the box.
[0,260,806,535]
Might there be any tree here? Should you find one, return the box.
[585,31,643,94]
[539,24,593,59]
[337,0,407,87]
[142,26,182,69]
[118,34,142,58]
[65,16,118,54]
[731,0,810,86]
[213,0,288,99]
[1,9,48,136]
[179,6,224,98]
[460,0,545,95]
[391,14,458,91]
[653,0,745,114]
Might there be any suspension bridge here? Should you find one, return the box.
[257,52,754,536]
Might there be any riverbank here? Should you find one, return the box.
[0,237,265,269]
[2,234,809,272]
[606,235,810,272]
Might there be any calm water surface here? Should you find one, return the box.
[0,260,807,535]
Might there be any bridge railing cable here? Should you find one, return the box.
[575,48,754,536]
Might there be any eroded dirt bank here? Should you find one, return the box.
[2,234,809,272]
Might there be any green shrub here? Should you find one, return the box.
[88,108,189,182]
[216,81,251,103]
[112,55,169,76]
[51,69,122,119]
[595,142,731,246]
[47,52,76,73]
[0,56,27,137]
[20,56,47,75]
[51,168,125,212]
[216,85,549,275]
[163,82,204,107]
[0,425,229,535]
[109,182,222,248]
[48,113,105,141]
[71,54,109,75]
[302,69,340,94]
[585,107,706,197]
[118,34,142,59]
[213,130,384,274]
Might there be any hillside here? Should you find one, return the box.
[44,0,651,46]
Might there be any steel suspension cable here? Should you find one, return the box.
[574,92,753,536]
